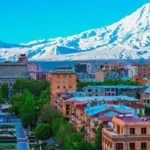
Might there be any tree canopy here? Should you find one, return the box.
[34,123,51,141]
[0,84,9,100]
[94,124,103,150]
[64,132,83,150]
[40,104,62,124]
[13,79,50,97]
[71,140,96,150]
[77,79,139,90]
[20,89,36,127]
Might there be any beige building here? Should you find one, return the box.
[102,115,150,150]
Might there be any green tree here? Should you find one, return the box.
[9,94,24,114]
[13,79,29,93]
[0,91,4,103]
[37,87,50,110]
[40,104,62,124]
[34,123,51,142]
[13,79,50,97]
[1,84,9,99]
[77,79,139,89]
[137,112,144,118]
[43,147,54,150]
[51,118,65,135]
[55,122,73,147]
[145,106,150,116]
[20,90,36,127]
[64,132,83,150]
[94,124,103,150]
[72,140,96,150]
[28,80,50,97]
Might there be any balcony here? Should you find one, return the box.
[103,128,150,141]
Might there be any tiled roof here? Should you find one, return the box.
[66,95,139,102]
[83,85,145,89]
[144,86,150,93]
[116,116,150,122]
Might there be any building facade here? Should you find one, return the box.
[0,54,30,98]
[102,115,150,150]
[82,85,145,99]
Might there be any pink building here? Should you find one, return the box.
[28,64,40,71]
[95,71,104,81]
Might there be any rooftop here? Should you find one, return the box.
[83,85,145,89]
[116,115,150,122]
[66,95,139,102]
[144,86,150,93]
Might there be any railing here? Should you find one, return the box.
[103,128,150,141]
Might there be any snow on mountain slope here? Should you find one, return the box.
[0,3,150,61]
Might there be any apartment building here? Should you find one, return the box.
[0,54,30,98]
[82,85,146,99]
[102,115,150,150]
[46,67,76,106]
[133,64,150,78]
[141,86,150,106]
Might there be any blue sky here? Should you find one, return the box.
[0,0,149,44]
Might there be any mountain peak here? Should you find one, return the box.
[0,4,150,61]
[142,3,150,8]
[140,3,150,13]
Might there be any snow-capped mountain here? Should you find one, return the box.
[0,3,150,61]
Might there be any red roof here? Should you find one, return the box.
[74,102,87,106]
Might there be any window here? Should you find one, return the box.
[69,86,72,89]
[69,80,72,84]
[116,143,123,150]
[141,142,146,149]
[66,104,69,109]
[117,125,120,134]
[69,74,72,78]
[88,89,92,92]
[63,74,66,78]
[57,86,60,89]
[130,143,135,149]
[57,80,60,84]
[141,128,146,134]
[121,127,123,134]
[130,128,135,134]
[63,86,66,89]
[57,74,60,78]
[63,80,66,84]
[113,122,115,128]
[66,111,69,115]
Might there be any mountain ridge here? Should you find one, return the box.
[0,3,150,61]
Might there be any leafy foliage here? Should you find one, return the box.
[145,106,150,116]
[94,124,103,150]
[71,140,96,150]
[13,79,50,97]
[51,118,65,135]
[55,122,73,147]
[0,91,4,103]
[20,89,36,127]
[34,123,51,141]
[9,94,24,114]
[77,79,139,90]
[64,132,83,150]
[1,84,9,99]
[40,104,62,124]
